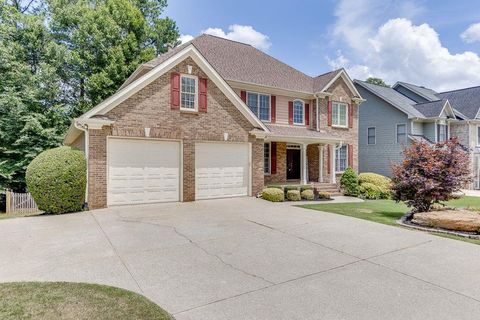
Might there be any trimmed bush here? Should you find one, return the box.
[340,167,359,196]
[318,191,331,200]
[301,189,314,200]
[266,185,284,191]
[300,185,314,192]
[262,188,284,202]
[26,146,86,214]
[358,182,386,199]
[358,172,391,190]
[287,190,301,201]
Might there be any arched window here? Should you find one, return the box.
[293,100,304,125]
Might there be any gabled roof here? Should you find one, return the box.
[354,80,424,118]
[139,34,362,97]
[436,86,480,119]
[412,99,454,118]
[393,82,439,101]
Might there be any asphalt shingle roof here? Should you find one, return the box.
[436,86,480,119]
[395,82,439,101]
[266,124,343,141]
[144,34,345,94]
[412,99,447,118]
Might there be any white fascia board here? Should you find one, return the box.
[79,45,268,132]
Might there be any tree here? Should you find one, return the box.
[391,138,472,213]
[340,167,359,196]
[366,77,389,87]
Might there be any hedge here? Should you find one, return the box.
[262,188,284,202]
[26,146,86,214]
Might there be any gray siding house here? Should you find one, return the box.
[355,80,480,190]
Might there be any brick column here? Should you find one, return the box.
[88,129,109,209]
[251,138,265,196]
[183,140,195,201]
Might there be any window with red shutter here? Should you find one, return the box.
[240,90,246,103]
[348,103,353,128]
[327,146,331,174]
[199,78,207,112]
[288,101,293,125]
[305,103,310,126]
[271,142,277,174]
[271,96,276,123]
[327,100,333,126]
[170,73,180,109]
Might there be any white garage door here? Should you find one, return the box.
[195,142,250,200]
[108,138,180,206]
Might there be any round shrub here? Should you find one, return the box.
[287,190,301,201]
[262,188,284,202]
[358,172,392,199]
[26,146,86,214]
[301,189,314,200]
[340,167,359,196]
[358,182,388,199]
[358,172,391,189]
[318,191,332,200]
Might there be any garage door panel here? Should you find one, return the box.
[195,143,249,200]
[108,139,180,206]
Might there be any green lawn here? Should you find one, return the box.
[0,282,174,320]
[300,196,480,245]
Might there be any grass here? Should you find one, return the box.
[0,282,174,320]
[300,196,480,245]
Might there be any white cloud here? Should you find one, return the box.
[202,25,271,51]
[330,0,480,91]
[178,34,194,44]
[461,23,480,43]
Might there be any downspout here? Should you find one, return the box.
[74,121,89,208]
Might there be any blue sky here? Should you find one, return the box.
[165,0,480,91]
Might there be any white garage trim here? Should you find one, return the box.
[106,137,183,206]
[194,141,252,200]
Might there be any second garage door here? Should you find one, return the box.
[195,142,250,200]
[108,138,180,206]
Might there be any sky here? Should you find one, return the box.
[164,0,480,92]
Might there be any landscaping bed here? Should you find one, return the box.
[0,282,174,320]
[261,184,333,202]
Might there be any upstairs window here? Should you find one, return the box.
[367,127,376,145]
[396,124,406,143]
[293,100,304,125]
[335,145,348,172]
[332,102,348,127]
[247,92,270,121]
[180,75,197,110]
[437,124,448,142]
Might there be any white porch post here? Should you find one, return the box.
[301,143,308,184]
[318,145,324,183]
[331,144,336,184]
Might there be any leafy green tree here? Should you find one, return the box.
[366,77,390,87]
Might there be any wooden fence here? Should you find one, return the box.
[5,190,39,214]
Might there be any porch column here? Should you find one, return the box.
[330,144,336,184]
[318,145,324,183]
[301,143,308,184]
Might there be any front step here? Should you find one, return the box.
[312,183,342,196]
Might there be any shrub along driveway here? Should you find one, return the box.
[0,198,480,319]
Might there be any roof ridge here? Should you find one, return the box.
[200,33,253,47]
[414,99,445,106]
[315,68,342,78]
[438,84,480,94]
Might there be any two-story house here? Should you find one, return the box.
[355,80,480,190]
[64,34,363,209]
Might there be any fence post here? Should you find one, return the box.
[5,190,11,214]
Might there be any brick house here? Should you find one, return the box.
[64,34,364,209]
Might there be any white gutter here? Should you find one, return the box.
[74,121,89,204]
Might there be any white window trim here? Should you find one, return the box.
[332,101,348,128]
[335,145,348,174]
[246,91,271,122]
[264,142,271,175]
[180,74,198,111]
[437,123,448,142]
[293,99,305,125]
[476,125,480,147]
[367,127,376,145]
[396,123,407,144]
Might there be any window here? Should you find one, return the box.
[332,102,348,127]
[437,124,448,142]
[293,100,304,124]
[180,75,197,110]
[335,145,348,172]
[396,124,406,143]
[477,126,480,146]
[264,143,271,174]
[247,92,270,121]
[367,127,376,145]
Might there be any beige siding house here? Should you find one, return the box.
[64,34,364,209]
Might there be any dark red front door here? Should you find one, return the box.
[286,149,301,180]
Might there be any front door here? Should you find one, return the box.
[286,148,301,180]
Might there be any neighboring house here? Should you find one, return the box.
[355,80,480,189]
[64,34,364,209]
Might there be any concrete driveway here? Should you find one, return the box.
[1,198,480,319]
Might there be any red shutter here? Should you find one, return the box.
[327,145,331,174]
[288,101,293,125]
[305,103,310,126]
[199,78,207,112]
[170,73,180,109]
[240,90,247,103]
[271,95,276,123]
[348,144,353,168]
[271,142,277,174]
[348,103,353,128]
[327,100,332,126]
